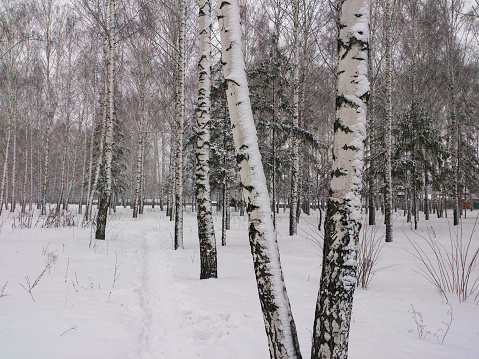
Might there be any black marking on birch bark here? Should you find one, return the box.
[332,168,347,178]
[336,94,359,110]
[236,153,249,164]
[342,144,359,151]
[334,119,354,134]
[219,0,230,9]
[225,78,240,86]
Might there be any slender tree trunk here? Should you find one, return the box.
[218,1,302,357]
[133,134,143,218]
[447,0,460,226]
[424,167,429,220]
[42,111,51,216]
[79,131,87,214]
[0,119,11,215]
[9,117,16,212]
[57,134,67,214]
[311,1,369,358]
[96,0,116,240]
[140,134,146,214]
[22,124,29,213]
[384,0,393,242]
[290,0,299,236]
[196,0,217,278]
[222,183,228,246]
[174,0,186,250]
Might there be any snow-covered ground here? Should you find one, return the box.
[0,207,478,358]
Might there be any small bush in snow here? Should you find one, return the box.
[42,209,76,228]
[19,250,58,302]
[11,211,34,229]
[357,221,386,289]
[407,215,479,303]
[409,304,430,340]
[409,303,453,345]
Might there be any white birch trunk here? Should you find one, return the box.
[96,0,115,239]
[384,0,393,242]
[0,119,11,215]
[133,134,143,218]
[79,130,87,214]
[218,1,302,357]
[311,0,369,358]
[140,133,146,214]
[447,0,460,226]
[22,124,28,213]
[174,0,186,250]
[290,0,300,236]
[196,0,218,278]
[10,118,16,212]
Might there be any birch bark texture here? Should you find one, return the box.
[384,0,393,242]
[96,0,115,240]
[196,0,218,279]
[311,0,369,358]
[174,0,186,250]
[289,0,300,236]
[218,1,302,358]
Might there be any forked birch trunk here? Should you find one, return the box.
[218,1,302,357]
[311,0,369,358]
[196,0,218,278]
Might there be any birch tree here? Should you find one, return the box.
[384,0,393,242]
[196,0,217,278]
[95,0,115,240]
[311,0,369,358]
[289,0,300,236]
[218,0,302,357]
[174,0,186,250]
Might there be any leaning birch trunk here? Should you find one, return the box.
[96,0,115,240]
[311,0,369,358]
[174,0,186,250]
[289,0,300,236]
[196,0,218,279]
[218,1,302,357]
[384,0,393,242]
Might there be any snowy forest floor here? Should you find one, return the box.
[0,206,478,359]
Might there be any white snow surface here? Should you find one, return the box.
[1,207,479,359]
